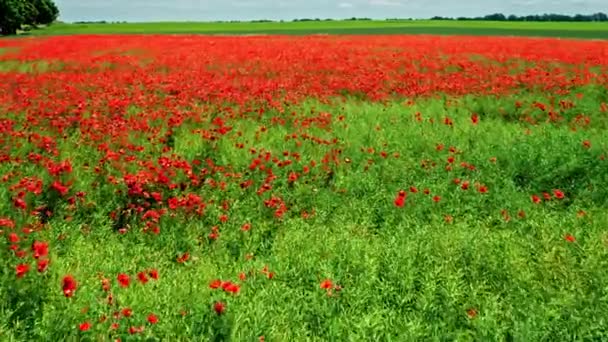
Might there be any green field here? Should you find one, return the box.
[23,20,608,39]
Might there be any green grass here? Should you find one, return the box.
[2,87,608,340]
[20,20,608,39]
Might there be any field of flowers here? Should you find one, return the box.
[0,34,608,340]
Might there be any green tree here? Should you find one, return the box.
[0,0,25,35]
[33,0,59,26]
[0,0,59,35]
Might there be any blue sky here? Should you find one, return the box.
[54,0,608,22]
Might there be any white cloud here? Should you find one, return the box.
[338,2,354,8]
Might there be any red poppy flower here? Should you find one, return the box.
[117,273,130,288]
[394,190,407,208]
[122,308,133,318]
[471,113,479,125]
[16,263,29,278]
[62,275,77,297]
[137,272,149,284]
[531,195,541,204]
[564,234,576,243]
[214,301,226,315]
[32,241,49,259]
[79,322,91,332]
[320,279,333,290]
[37,259,49,273]
[148,269,159,280]
[553,189,565,200]
[209,279,222,289]
[147,314,158,325]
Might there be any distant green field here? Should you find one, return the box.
[21,20,608,39]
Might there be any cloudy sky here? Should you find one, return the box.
[55,0,608,22]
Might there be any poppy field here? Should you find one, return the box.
[1,34,608,340]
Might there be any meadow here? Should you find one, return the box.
[0,34,608,340]
[23,20,608,39]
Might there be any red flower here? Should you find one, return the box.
[471,113,479,125]
[531,195,541,204]
[564,234,576,243]
[62,275,77,297]
[543,192,552,201]
[16,263,29,278]
[209,279,222,289]
[461,181,470,190]
[222,282,240,294]
[394,190,407,208]
[117,273,130,288]
[147,314,158,325]
[8,232,19,243]
[466,308,478,319]
[320,279,333,290]
[214,301,226,315]
[129,326,144,335]
[32,241,49,259]
[177,252,190,263]
[137,272,149,284]
[148,269,159,280]
[122,308,133,318]
[51,181,70,196]
[477,185,488,194]
[553,189,565,200]
[37,259,49,273]
[432,196,441,203]
[79,322,91,332]
[409,186,418,193]
[241,223,251,232]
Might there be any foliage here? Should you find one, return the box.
[0,0,59,36]
[0,34,607,340]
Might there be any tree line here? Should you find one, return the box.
[431,12,608,22]
[0,0,59,35]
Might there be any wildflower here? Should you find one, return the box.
[531,195,541,204]
[37,259,49,273]
[320,279,333,290]
[148,269,159,280]
[147,314,158,325]
[16,264,29,278]
[137,272,149,284]
[79,322,91,332]
[62,275,77,297]
[210,279,222,289]
[122,308,133,318]
[394,190,407,208]
[553,189,565,200]
[471,113,479,125]
[214,301,226,315]
[564,234,576,243]
[467,308,478,319]
[32,241,49,259]
[117,273,130,288]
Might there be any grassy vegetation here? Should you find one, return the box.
[21,20,608,39]
[2,90,608,340]
[1,33,608,340]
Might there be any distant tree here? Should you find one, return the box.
[0,0,59,35]
[483,13,507,21]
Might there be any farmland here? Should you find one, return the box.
[0,34,608,340]
[24,20,608,39]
